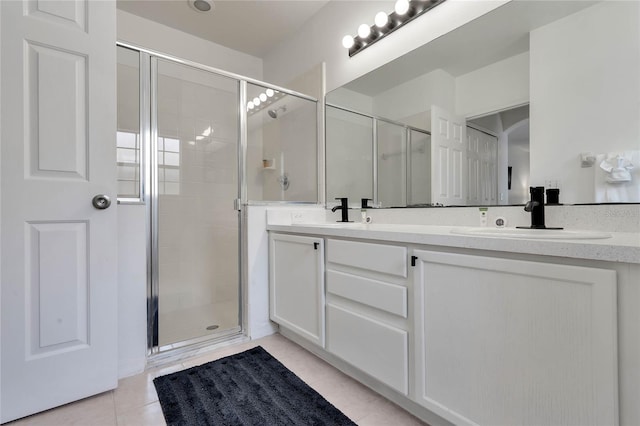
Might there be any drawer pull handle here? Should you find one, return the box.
[411,255,418,267]
[314,242,319,250]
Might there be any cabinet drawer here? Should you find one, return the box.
[327,239,407,277]
[327,270,407,318]
[327,304,408,395]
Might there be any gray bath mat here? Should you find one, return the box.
[153,346,356,425]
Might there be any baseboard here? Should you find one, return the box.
[118,358,146,379]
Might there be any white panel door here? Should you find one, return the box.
[431,105,467,205]
[413,250,618,426]
[1,1,117,422]
[269,233,324,346]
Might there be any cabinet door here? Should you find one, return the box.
[269,234,324,346]
[413,250,618,426]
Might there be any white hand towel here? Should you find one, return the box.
[599,154,633,182]
[594,151,640,202]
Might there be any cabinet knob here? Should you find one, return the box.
[314,242,319,250]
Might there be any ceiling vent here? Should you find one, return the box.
[190,0,214,12]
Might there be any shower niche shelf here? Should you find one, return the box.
[262,159,276,170]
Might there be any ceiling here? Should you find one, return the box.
[116,0,331,58]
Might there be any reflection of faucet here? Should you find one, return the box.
[331,197,351,222]
[518,186,563,230]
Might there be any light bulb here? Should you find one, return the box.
[342,35,354,49]
[259,93,267,102]
[375,12,388,27]
[395,0,409,15]
[253,97,260,106]
[247,101,255,109]
[266,89,274,97]
[358,24,370,38]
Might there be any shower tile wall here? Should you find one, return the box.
[156,61,239,346]
[377,120,407,207]
[247,85,318,203]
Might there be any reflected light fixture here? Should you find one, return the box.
[246,89,286,117]
[343,0,446,57]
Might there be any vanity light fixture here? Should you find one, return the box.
[343,0,446,57]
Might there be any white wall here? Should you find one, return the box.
[117,205,147,377]
[245,206,278,340]
[508,140,530,205]
[264,0,508,92]
[326,87,373,115]
[374,69,455,129]
[529,1,640,204]
[456,51,529,118]
[117,9,262,79]
[368,51,527,127]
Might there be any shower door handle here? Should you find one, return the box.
[92,194,111,210]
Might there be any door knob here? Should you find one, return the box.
[92,194,111,210]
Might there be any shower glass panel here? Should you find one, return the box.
[155,59,240,348]
[246,83,318,202]
[377,120,406,207]
[408,129,431,206]
[116,46,141,200]
[325,106,373,205]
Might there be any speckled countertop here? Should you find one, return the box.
[266,223,640,264]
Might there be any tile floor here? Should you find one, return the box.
[9,333,427,426]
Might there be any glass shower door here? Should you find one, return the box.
[154,58,240,348]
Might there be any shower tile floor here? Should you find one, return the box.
[158,300,239,347]
[9,333,428,426]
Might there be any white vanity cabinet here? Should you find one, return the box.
[325,239,410,395]
[269,233,325,347]
[412,249,619,426]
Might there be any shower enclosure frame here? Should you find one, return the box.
[116,42,319,359]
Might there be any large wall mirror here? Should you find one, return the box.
[326,0,639,207]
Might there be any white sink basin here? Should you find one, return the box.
[450,227,612,240]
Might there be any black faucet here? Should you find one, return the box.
[331,197,351,222]
[517,186,562,230]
